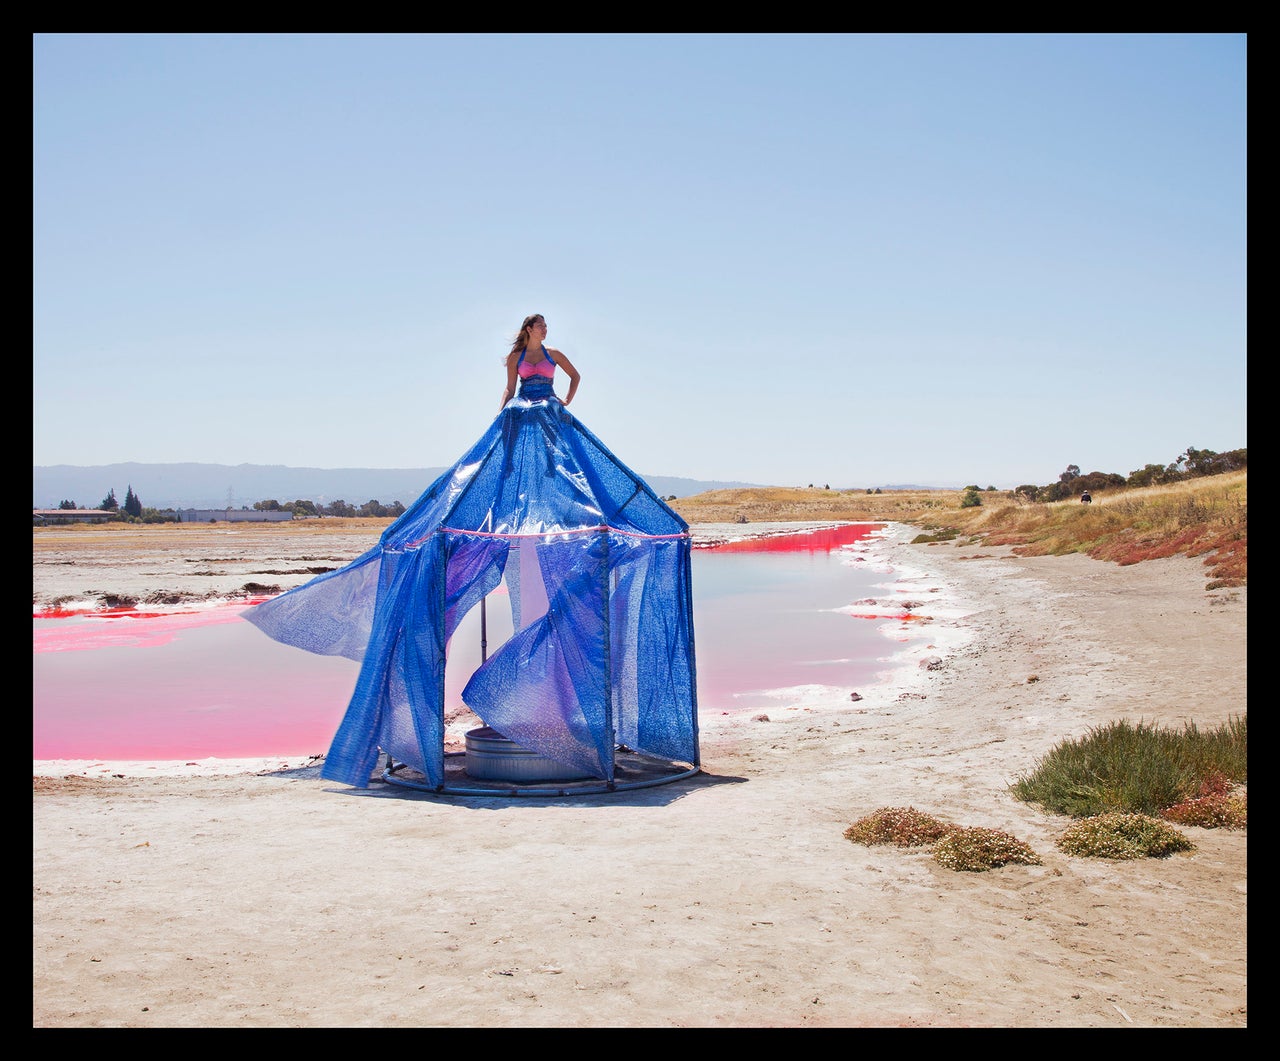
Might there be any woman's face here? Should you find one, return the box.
[529,318,548,339]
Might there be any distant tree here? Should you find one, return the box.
[324,499,357,517]
[288,499,318,517]
[140,507,180,524]
[963,484,980,492]
[985,485,997,492]
[1128,460,1189,488]
[124,485,142,518]
[99,488,118,511]
[1127,463,1167,489]
[960,487,982,508]
[1222,447,1247,471]
[1059,465,1080,483]
[254,499,283,511]
[1179,446,1248,478]
[1074,471,1126,495]
[873,488,882,494]
[865,488,873,494]
[58,499,77,510]
[1014,485,1039,502]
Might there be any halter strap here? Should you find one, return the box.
[517,344,552,373]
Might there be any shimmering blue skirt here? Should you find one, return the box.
[246,370,697,789]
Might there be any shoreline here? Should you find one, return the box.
[34,521,958,778]
[33,522,1246,1027]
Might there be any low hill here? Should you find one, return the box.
[669,486,962,524]
[32,462,760,511]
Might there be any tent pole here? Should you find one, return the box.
[481,595,488,663]
[602,527,616,789]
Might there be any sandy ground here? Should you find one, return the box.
[32,522,1247,1028]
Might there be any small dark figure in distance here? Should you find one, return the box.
[1080,491,1092,504]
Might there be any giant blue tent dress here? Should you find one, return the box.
[245,348,699,789]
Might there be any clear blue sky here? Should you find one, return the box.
[33,33,1246,489]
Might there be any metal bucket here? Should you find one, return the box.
[464,726,595,782]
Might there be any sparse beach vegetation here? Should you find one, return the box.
[845,712,1245,870]
[842,808,1046,872]
[841,806,956,847]
[931,827,1043,871]
[1009,716,1247,820]
[1056,814,1196,860]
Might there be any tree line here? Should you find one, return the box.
[45,444,1246,524]
[948,444,1247,509]
[251,498,408,519]
[47,487,408,524]
[1005,445,1247,504]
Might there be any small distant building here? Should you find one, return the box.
[32,508,116,525]
[179,508,296,523]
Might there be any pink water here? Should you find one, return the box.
[33,607,360,760]
[34,523,929,761]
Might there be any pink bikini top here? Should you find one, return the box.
[516,345,556,380]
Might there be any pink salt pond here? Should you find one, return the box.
[34,523,933,761]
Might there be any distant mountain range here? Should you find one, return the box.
[32,462,765,511]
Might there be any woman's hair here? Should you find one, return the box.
[508,314,546,357]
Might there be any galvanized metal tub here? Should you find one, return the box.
[464,726,595,782]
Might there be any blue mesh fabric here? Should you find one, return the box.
[608,534,698,762]
[461,532,611,778]
[244,380,699,788]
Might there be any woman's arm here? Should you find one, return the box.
[550,348,580,406]
[500,353,519,408]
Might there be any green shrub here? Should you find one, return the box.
[931,827,1041,872]
[1009,716,1246,817]
[910,528,960,543]
[1056,813,1195,859]
[843,807,956,847]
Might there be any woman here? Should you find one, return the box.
[500,313,580,409]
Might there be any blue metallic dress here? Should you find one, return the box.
[245,350,699,789]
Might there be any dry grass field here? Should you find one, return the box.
[671,471,1247,588]
[668,486,959,524]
